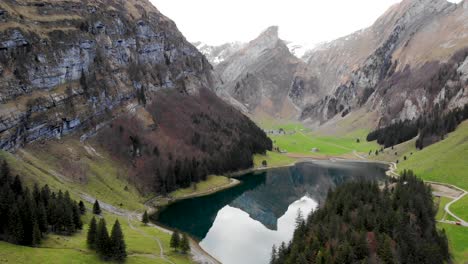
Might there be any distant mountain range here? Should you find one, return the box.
[195,0,468,131]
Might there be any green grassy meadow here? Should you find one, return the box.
[253,151,295,168]
[451,195,468,222]
[263,122,378,156]
[435,196,453,221]
[398,120,468,191]
[438,223,468,263]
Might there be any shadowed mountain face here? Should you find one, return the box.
[155,161,388,239]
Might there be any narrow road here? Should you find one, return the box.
[426,181,468,227]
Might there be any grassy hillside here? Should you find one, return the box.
[0,211,191,264]
[0,137,195,264]
[398,120,468,191]
[0,138,147,211]
[438,223,468,263]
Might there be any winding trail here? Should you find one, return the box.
[350,150,467,227]
[426,181,468,227]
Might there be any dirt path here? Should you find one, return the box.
[126,212,176,264]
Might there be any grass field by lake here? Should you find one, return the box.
[253,151,295,168]
[170,175,232,199]
[265,122,378,156]
[438,223,468,263]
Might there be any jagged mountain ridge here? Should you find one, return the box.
[213,26,323,119]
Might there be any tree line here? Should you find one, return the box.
[0,161,83,246]
[367,103,468,149]
[272,170,450,264]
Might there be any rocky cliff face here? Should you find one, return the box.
[301,0,468,127]
[209,0,467,128]
[214,26,323,119]
[0,0,273,194]
[0,0,215,149]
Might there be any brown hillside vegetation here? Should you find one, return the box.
[96,88,272,194]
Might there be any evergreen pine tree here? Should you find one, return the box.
[87,217,98,249]
[63,205,76,234]
[142,211,149,225]
[32,221,41,246]
[270,245,277,264]
[78,200,86,215]
[32,183,41,203]
[110,220,127,261]
[11,175,23,196]
[93,200,101,215]
[96,218,110,259]
[295,209,304,228]
[72,202,83,230]
[180,233,190,254]
[7,205,24,244]
[170,230,180,251]
[0,160,10,184]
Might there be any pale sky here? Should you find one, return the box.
[150,0,463,46]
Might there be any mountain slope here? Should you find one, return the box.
[302,0,468,127]
[0,0,214,149]
[0,0,272,194]
[215,26,323,119]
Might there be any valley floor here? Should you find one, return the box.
[1,120,467,263]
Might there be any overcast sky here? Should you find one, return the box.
[150,0,462,46]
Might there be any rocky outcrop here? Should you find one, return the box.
[0,0,215,149]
